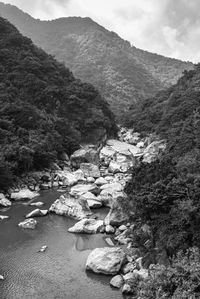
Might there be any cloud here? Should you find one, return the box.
[1,0,200,62]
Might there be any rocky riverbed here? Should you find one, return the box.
[0,127,166,297]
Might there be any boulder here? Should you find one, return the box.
[73,169,85,181]
[11,189,39,201]
[78,191,101,208]
[95,177,107,186]
[118,225,127,232]
[106,140,140,156]
[26,209,48,218]
[87,199,102,208]
[30,202,44,207]
[57,171,78,186]
[100,190,125,207]
[100,182,123,192]
[0,215,9,221]
[49,194,92,220]
[0,275,4,280]
[122,262,136,274]
[122,284,132,294]
[0,194,12,207]
[80,163,100,178]
[70,184,98,197]
[110,275,124,288]
[70,147,99,168]
[87,177,95,183]
[18,218,37,229]
[108,161,133,173]
[38,245,48,253]
[86,247,126,275]
[104,195,129,226]
[68,218,104,234]
[105,225,115,234]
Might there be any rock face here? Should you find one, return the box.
[70,147,99,168]
[49,194,92,220]
[11,189,39,201]
[86,247,126,275]
[26,209,48,218]
[80,163,100,178]
[104,194,129,226]
[68,218,104,234]
[0,194,12,207]
[18,218,37,229]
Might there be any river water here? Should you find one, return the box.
[0,190,123,299]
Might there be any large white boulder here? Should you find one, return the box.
[106,140,140,156]
[18,218,37,229]
[49,194,92,220]
[70,147,99,168]
[56,171,78,186]
[0,194,12,207]
[70,184,98,197]
[95,177,107,186]
[86,247,126,275]
[11,189,39,201]
[79,192,102,208]
[68,218,104,234]
[26,209,48,218]
[80,163,100,178]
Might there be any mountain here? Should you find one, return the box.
[0,2,194,119]
[125,63,200,261]
[0,16,116,191]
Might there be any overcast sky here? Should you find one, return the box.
[1,0,200,62]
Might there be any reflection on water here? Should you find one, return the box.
[0,190,123,299]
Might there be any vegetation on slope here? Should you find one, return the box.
[124,65,200,299]
[0,2,194,119]
[0,17,116,191]
[125,65,200,251]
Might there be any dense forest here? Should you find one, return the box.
[0,2,194,119]
[0,17,116,191]
[125,66,200,297]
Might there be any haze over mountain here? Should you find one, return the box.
[0,2,194,119]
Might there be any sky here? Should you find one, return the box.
[1,0,200,63]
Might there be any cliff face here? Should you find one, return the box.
[0,2,194,119]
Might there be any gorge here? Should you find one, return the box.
[1,3,200,299]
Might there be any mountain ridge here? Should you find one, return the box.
[0,2,194,119]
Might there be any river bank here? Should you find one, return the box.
[0,127,166,297]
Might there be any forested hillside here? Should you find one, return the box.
[125,64,200,252]
[0,17,116,191]
[0,2,194,119]
[123,65,200,297]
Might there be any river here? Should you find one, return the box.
[0,190,124,299]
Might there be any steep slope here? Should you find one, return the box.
[125,65,200,260]
[0,16,116,190]
[0,2,194,119]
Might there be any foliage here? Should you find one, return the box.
[136,247,200,299]
[0,2,193,119]
[0,17,116,191]
[125,65,200,253]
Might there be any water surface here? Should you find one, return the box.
[0,190,123,299]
